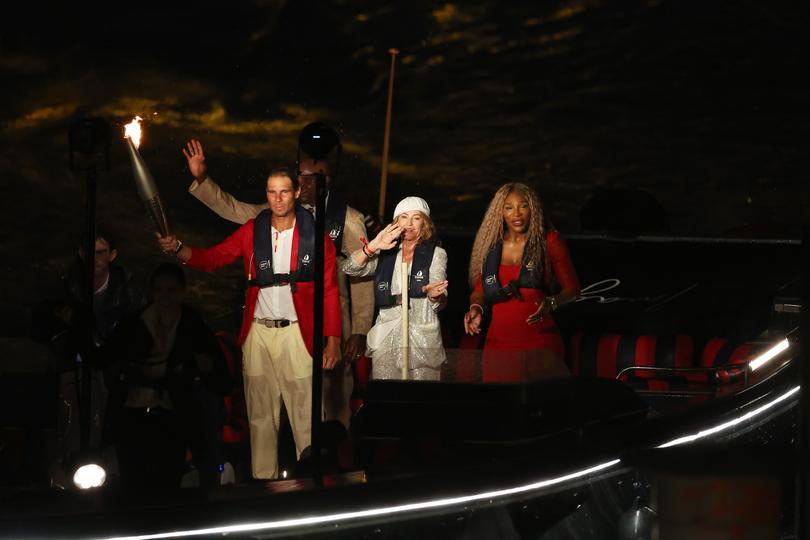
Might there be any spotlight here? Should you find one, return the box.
[72,462,107,490]
[68,116,111,172]
[69,449,107,490]
[298,122,341,161]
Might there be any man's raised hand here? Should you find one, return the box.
[182,139,208,183]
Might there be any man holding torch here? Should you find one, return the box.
[156,168,342,480]
[180,124,374,431]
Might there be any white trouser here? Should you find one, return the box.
[241,322,312,479]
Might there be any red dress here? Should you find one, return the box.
[475,230,580,381]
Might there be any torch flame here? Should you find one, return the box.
[124,116,143,149]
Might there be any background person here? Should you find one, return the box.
[105,262,232,489]
[30,222,138,486]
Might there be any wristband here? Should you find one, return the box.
[362,244,376,258]
[469,303,484,315]
[546,296,558,312]
[173,240,184,255]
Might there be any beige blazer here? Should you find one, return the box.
[189,177,374,337]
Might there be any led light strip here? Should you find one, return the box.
[749,338,790,371]
[657,385,800,448]
[100,459,621,540]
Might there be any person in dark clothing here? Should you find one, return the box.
[30,222,138,487]
[63,236,137,347]
[31,222,137,365]
[105,263,233,489]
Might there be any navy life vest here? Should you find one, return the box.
[250,204,315,290]
[325,192,348,255]
[481,240,546,304]
[374,241,437,308]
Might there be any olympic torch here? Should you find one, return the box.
[124,116,169,237]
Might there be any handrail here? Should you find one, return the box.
[615,364,751,391]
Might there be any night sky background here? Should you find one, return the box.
[1,0,808,367]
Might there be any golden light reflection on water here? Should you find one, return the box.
[539,28,582,44]
[429,31,464,47]
[524,1,595,27]
[5,91,414,184]
[426,55,445,67]
[99,101,317,137]
[6,103,77,130]
[432,4,473,25]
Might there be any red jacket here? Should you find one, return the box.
[186,219,342,352]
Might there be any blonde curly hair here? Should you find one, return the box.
[468,183,549,287]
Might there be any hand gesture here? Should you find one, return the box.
[464,306,483,335]
[368,223,403,253]
[526,299,551,325]
[182,139,208,182]
[421,280,448,301]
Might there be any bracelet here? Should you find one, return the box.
[546,296,558,312]
[173,240,184,255]
[362,244,376,258]
[360,236,376,258]
[469,303,484,315]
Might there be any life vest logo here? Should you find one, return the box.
[485,274,497,285]
[329,226,341,239]
[259,260,272,271]
[377,282,389,291]
[414,270,424,281]
[301,254,311,265]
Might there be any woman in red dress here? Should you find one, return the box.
[463,183,580,382]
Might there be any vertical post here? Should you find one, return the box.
[79,167,97,450]
[310,173,326,479]
[401,259,409,380]
[799,224,809,537]
[68,116,110,467]
[378,48,400,221]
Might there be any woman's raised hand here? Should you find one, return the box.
[369,223,403,252]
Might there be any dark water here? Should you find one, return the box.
[1,0,807,337]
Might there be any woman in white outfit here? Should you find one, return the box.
[343,197,448,380]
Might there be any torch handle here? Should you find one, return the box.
[145,197,170,238]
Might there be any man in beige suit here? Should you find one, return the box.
[181,138,373,430]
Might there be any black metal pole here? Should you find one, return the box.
[79,167,98,451]
[799,224,809,538]
[68,116,110,464]
[310,173,326,479]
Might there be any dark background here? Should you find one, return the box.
[1,0,807,363]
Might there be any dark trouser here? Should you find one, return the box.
[114,407,185,490]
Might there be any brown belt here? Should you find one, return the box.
[254,318,293,328]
